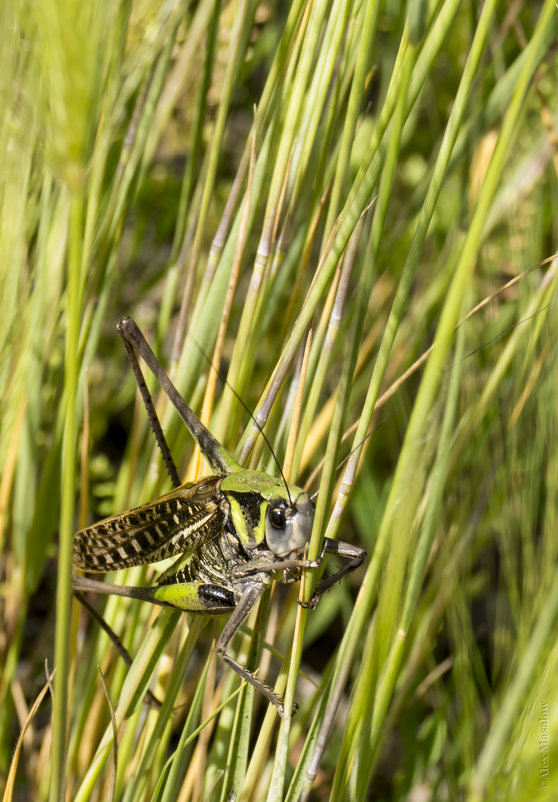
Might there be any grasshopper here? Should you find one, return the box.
[72,317,366,716]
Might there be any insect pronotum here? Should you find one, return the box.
[72,318,366,716]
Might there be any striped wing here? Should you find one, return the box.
[73,475,226,572]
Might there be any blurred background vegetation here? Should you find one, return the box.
[1,0,558,800]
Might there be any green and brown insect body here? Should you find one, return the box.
[72,318,365,716]
[73,470,315,604]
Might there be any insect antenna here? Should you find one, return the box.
[310,301,553,497]
[191,338,294,506]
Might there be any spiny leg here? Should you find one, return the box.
[73,322,181,699]
[73,319,227,702]
[72,314,184,703]
[298,538,366,609]
[215,581,293,717]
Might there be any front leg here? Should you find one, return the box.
[298,538,366,610]
[231,554,321,580]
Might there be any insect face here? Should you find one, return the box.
[264,492,314,557]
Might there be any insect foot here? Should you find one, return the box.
[219,653,296,717]
[297,595,321,611]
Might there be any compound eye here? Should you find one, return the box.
[269,506,286,530]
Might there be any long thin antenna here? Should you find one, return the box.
[323,304,553,489]
[191,338,293,506]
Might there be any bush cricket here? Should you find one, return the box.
[72,318,366,716]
